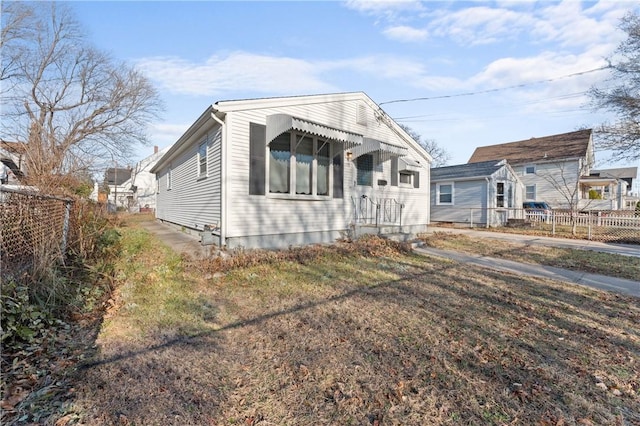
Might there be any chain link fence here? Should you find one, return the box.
[0,187,73,281]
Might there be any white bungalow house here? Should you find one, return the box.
[129,146,169,212]
[468,129,602,211]
[430,160,523,227]
[151,92,432,249]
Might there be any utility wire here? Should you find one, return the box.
[379,66,610,106]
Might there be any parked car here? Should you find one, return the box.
[523,201,552,221]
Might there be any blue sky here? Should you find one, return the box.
[71,0,638,169]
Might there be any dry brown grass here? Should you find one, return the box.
[52,221,640,426]
[420,232,640,281]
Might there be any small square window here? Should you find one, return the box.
[525,185,536,200]
[525,165,536,175]
[437,183,453,205]
[399,172,412,185]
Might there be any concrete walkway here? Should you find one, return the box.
[139,220,211,258]
[415,246,640,298]
[422,226,640,258]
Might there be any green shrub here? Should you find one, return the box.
[1,281,53,348]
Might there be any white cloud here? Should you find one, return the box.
[146,122,190,147]
[383,25,428,42]
[136,52,337,97]
[344,0,424,15]
[429,6,535,46]
[136,51,436,97]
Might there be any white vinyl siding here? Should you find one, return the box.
[155,127,222,230]
[519,160,580,208]
[223,96,429,245]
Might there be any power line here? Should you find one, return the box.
[379,66,610,106]
[392,90,591,121]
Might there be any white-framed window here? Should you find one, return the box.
[167,167,172,190]
[436,182,454,205]
[496,182,505,207]
[268,131,332,197]
[198,139,208,177]
[524,164,536,175]
[525,184,536,200]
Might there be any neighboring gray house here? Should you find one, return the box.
[430,159,523,227]
[468,129,596,210]
[151,92,432,249]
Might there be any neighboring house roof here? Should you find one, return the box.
[0,141,27,181]
[590,166,637,188]
[468,129,593,164]
[0,141,27,156]
[590,167,637,180]
[104,167,132,185]
[431,159,508,181]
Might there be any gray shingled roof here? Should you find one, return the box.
[591,167,637,180]
[431,160,506,181]
[105,167,132,185]
[468,129,592,164]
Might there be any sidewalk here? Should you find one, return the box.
[422,226,640,258]
[415,246,640,298]
[139,219,211,258]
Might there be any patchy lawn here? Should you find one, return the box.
[420,232,640,281]
[7,219,639,425]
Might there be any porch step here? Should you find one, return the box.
[506,218,532,227]
[354,224,403,237]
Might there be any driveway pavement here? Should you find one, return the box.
[415,245,640,298]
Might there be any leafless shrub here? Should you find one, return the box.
[192,235,412,274]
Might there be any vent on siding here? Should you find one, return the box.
[356,103,368,126]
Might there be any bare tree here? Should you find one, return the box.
[398,124,451,167]
[0,2,35,89]
[589,11,640,162]
[537,160,595,235]
[1,2,163,189]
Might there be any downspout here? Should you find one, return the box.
[211,110,227,247]
[485,177,491,228]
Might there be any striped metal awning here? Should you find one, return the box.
[266,114,363,148]
[350,137,408,160]
[399,157,423,172]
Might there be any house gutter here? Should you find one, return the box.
[210,109,227,247]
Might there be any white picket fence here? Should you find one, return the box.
[458,208,640,243]
[532,211,640,229]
